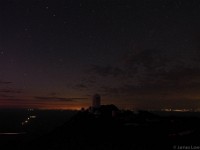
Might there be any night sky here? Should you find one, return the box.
[1,0,200,110]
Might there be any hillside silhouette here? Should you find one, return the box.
[23,105,200,150]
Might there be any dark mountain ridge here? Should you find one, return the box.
[23,105,200,150]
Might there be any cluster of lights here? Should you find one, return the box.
[28,109,34,111]
[21,115,36,126]
[161,109,193,112]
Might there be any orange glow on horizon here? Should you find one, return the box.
[0,99,90,110]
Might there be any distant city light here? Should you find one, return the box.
[0,132,26,135]
[161,108,192,112]
[30,115,36,118]
[21,115,37,126]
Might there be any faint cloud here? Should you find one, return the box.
[34,96,88,102]
[0,80,12,84]
[89,65,124,77]
[82,47,200,99]
[74,84,88,89]
[0,94,15,98]
[0,89,22,94]
[49,92,57,96]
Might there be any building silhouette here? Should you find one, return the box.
[89,94,119,117]
[92,94,101,108]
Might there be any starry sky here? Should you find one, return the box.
[1,0,200,110]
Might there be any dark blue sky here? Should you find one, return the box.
[1,0,200,110]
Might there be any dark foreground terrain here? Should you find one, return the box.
[1,108,200,150]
